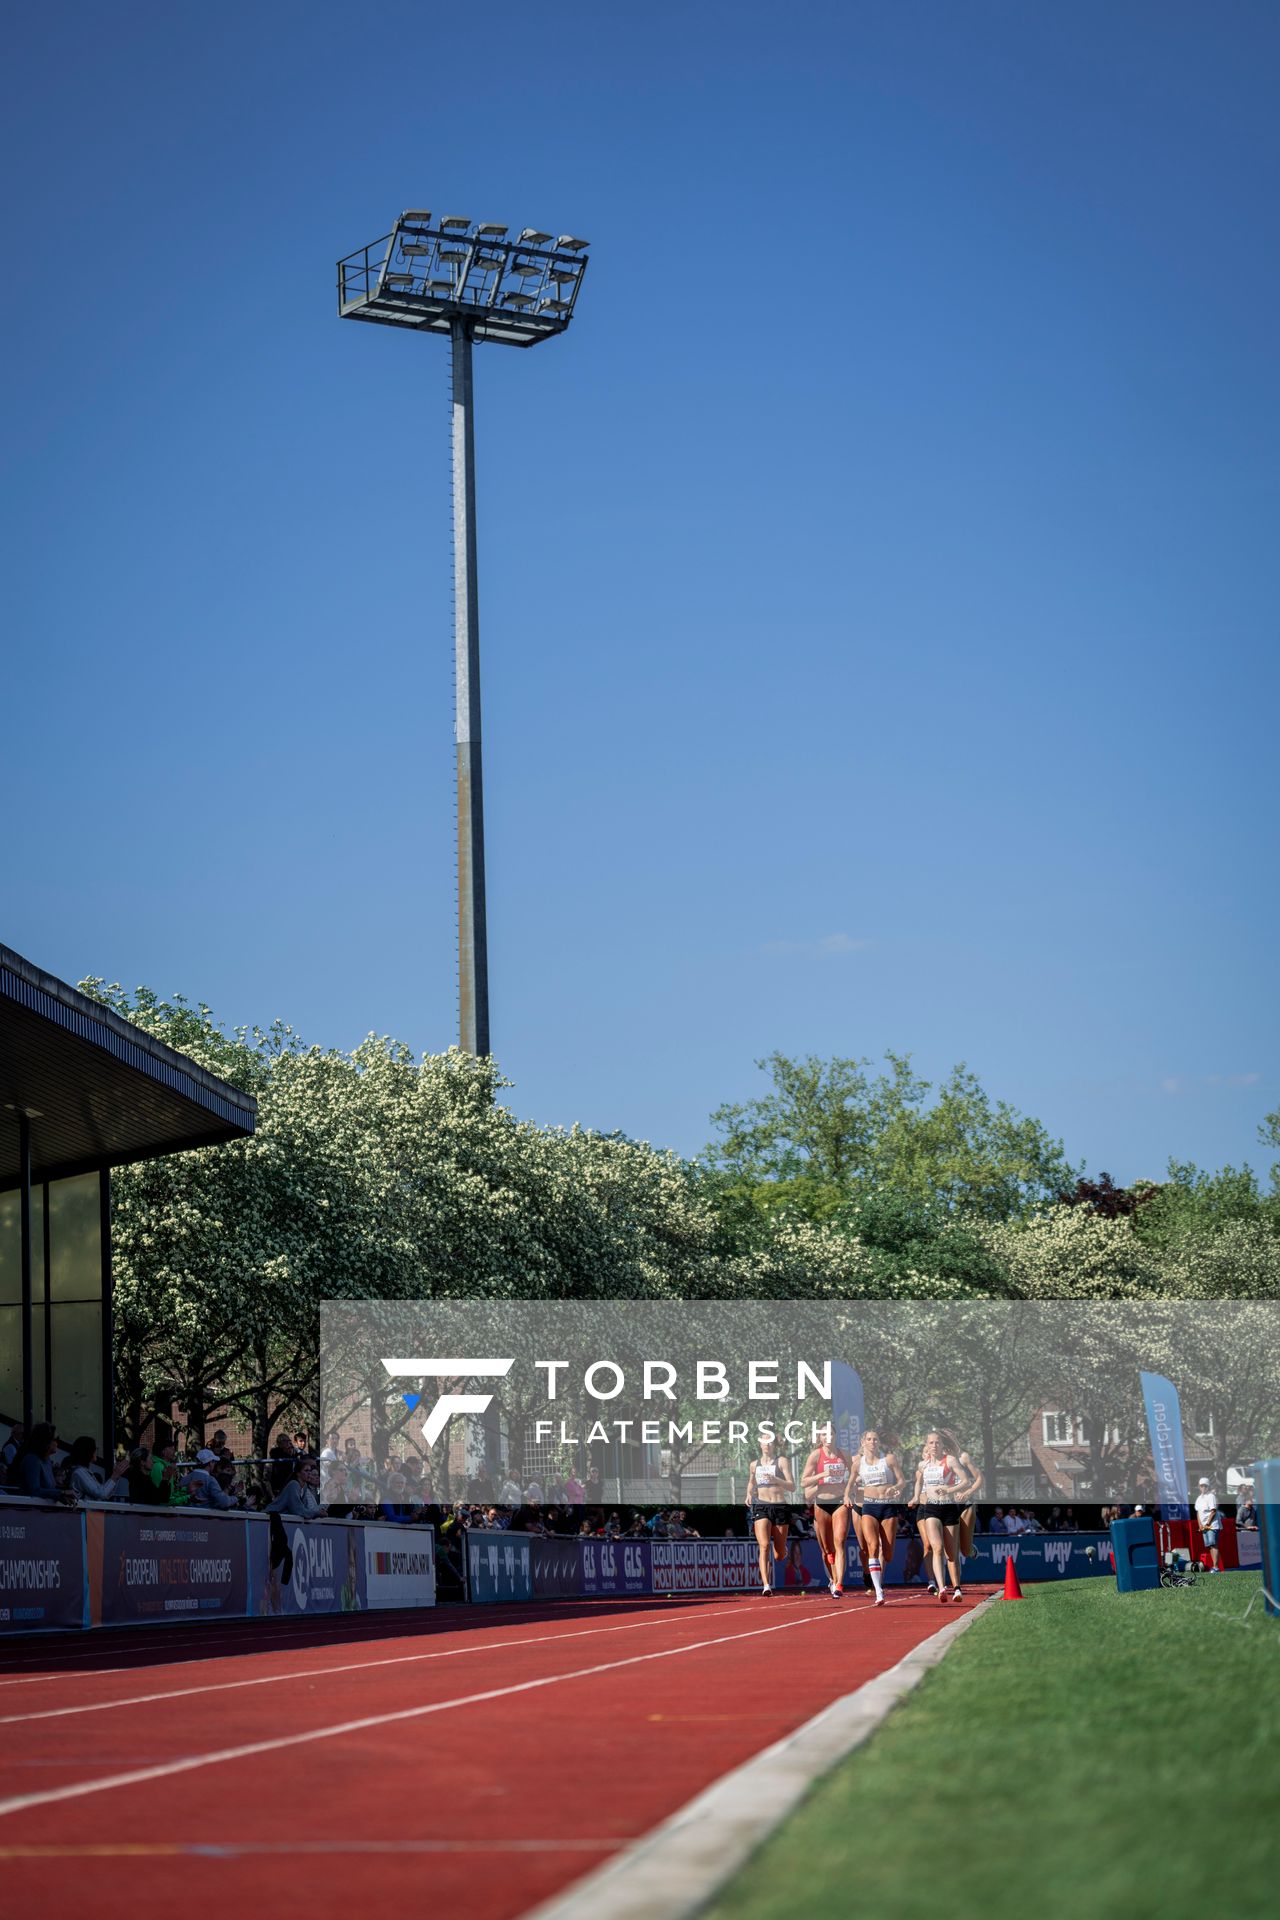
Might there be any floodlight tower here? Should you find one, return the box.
[337,212,590,1057]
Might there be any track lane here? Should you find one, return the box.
[0,1587,990,1920]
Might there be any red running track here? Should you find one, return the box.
[0,1586,992,1919]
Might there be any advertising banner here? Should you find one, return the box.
[531,1532,587,1599]
[830,1360,864,1456]
[0,1504,87,1632]
[249,1517,365,1616]
[1140,1370,1191,1521]
[91,1508,249,1625]
[1255,1457,1280,1616]
[652,1539,756,1593]
[774,1532,1113,1591]
[466,1529,533,1603]
[582,1537,652,1596]
[363,1524,436,1610]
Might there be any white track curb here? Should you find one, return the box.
[522,1594,998,1920]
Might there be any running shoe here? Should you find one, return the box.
[829,1581,843,1599]
[926,1581,938,1594]
[950,1587,964,1603]
[760,1583,773,1596]
[874,1594,886,1607]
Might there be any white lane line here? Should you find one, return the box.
[0,1603,855,1818]
[524,1596,999,1920]
[0,1596,706,1683]
[0,1599,777,1727]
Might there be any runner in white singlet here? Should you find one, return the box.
[851,1430,905,1606]
[746,1436,793,1595]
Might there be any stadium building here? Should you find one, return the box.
[0,943,257,1454]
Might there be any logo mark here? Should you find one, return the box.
[381,1357,514,1445]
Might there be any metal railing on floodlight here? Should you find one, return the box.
[336,211,591,1060]
[338,212,589,348]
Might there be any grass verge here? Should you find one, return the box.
[703,1574,1278,1920]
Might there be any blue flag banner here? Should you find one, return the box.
[831,1360,865,1456]
[1140,1369,1190,1521]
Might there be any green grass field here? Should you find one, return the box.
[705,1574,1279,1920]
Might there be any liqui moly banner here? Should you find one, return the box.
[652,1540,756,1592]
[1140,1370,1191,1520]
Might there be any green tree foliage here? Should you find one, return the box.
[704,1051,1076,1229]
[86,983,724,1449]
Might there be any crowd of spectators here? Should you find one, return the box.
[0,1423,1264,1540]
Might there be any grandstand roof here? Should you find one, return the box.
[0,943,257,1189]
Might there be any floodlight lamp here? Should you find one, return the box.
[402,209,432,222]
[518,228,553,245]
[556,236,589,252]
[475,222,508,238]
[441,215,472,231]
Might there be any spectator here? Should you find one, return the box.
[65,1436,128,1502]
[17,1423,60,1499]
[1195,1477,1222,1571]
[523,1477,544,1506]
[187,1449,238,1509]
[1235,1485,1258,1529]
[125,1445,171,1506]
[564,1468,585,1505]
[1002,1508,1025,1536]
[1,1423,25,1472]
[1020,1509,1043,1533]
[269,1432,297,1495]
[498,1473,522,1506]
[1061,1507,1079,1532]
[320,1429,341,1462]
[150,1442,188,1505]
[382,1472,413,1524]
[626,1513,646,1539]
[266,1456,322,1602]
[988,1507,1007,1534]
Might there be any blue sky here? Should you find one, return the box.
[4,3,1277,1183]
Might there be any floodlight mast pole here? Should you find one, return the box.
[337,212,589,1061]
[451,318,489,1058]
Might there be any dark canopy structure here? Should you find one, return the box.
[1,944,257,1452]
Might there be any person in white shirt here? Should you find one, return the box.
[1195,1478,1222,1571]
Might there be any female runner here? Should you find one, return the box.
[801,1428,853,1599]
[936,1426,983,1590]
[745,1433,793,1596]
[850,1428,905,1606]
[909,1431,979,1602]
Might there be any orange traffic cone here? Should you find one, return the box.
[1002,1557,1023,1600]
